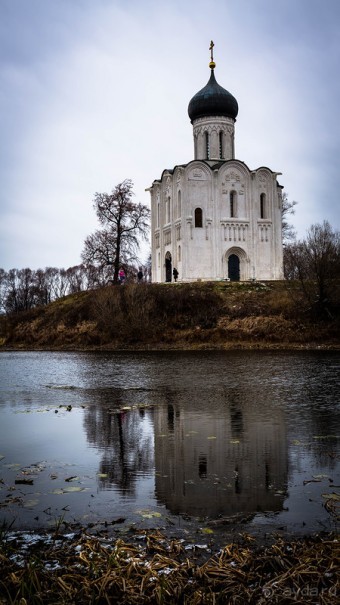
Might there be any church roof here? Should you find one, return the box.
[149,160,281,189]
[188,68,238,123]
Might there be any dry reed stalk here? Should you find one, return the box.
[0,531,338,604]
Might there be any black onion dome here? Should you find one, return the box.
[188,69,238,123]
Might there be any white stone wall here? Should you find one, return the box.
[193,115,235,160]
[150,159,283,282]
[148,83,284,284]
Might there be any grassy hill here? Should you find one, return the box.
[0,281,339,350]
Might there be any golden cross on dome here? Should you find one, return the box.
[209,40,214,62]
[209,40,216,69]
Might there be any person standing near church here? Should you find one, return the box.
[118,268,126,284]
[173,268,178,282]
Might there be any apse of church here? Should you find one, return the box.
[148,43,284,282]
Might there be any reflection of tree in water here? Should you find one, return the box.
[83,399,154,495]
[230,401,243,439]
[287,357,340,469]
[309,407,339,471]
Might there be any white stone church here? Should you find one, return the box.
[148,45,284,282]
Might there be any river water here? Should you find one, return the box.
[0,350,339,539]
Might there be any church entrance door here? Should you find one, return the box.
[165,253,172,282]
[228,254,240,281]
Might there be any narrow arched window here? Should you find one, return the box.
[195,207,203,228]
[219,131,224,159]
[178,245,181,261]
[167,196,171,223]
[177,190,181,218]
[205,131,210,159]
[260,193,266,219]
[230,191,236,218]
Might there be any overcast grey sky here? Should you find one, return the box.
[1,0,339,270]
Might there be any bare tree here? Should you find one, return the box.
[64,265,88,293]
[82,180,150,283]
[83,263,107,290]
[0,263,114,314]
[0,268,6,313]
[305,222,340,304]
[284,221,340,317]
[82,229,119,279]
[43,267,64,301]
[281,192,297,244]
[52,268,69,299]
[3,268,35,313]
[33,269,51,306]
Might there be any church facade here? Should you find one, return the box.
[148,46,284,282]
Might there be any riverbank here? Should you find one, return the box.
[0,525,338,604]
[1,281,339,351]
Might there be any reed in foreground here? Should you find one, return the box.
[0,529,338,604]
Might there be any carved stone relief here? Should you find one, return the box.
[222,175,245,195]
[258,174,267,187]
[165,176,172,195]
[176,167,184,184]
[163,229,171,245]
[221,222,249,242]
[205,218,212,240]
[259,224,271,242]
[186,217,193,239]
[226,171,241,183]
[188,168,207,181]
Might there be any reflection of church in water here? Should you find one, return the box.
[154,397,287,517]
[148,42,284,282]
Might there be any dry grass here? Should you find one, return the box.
[0,529,338,604]
[1,281,339,350]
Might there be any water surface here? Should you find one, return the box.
[0,350,339,538]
